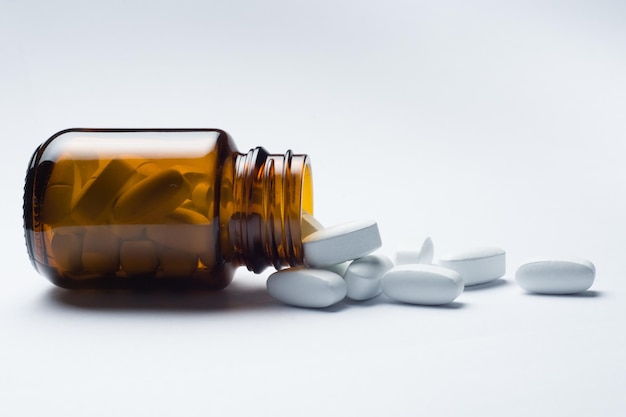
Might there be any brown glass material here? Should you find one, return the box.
[24,129,313,290]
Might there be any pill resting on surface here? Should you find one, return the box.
[302,220,382,267]
[395,236,434,265]
[438,246,505,286]
[381,264,464,305]
[267,267,347,308]
[515,257,595,294]
[344,253,394,301]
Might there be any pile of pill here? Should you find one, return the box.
[266,214,596,308]
[43,155,220,277]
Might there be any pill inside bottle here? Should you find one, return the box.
[24,129,313,290]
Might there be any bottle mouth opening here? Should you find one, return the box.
[301,162,314,216]
[231,148,313,272]
[283,151,313,268]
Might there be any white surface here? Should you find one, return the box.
[1,0,625,416]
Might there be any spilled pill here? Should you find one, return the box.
[344,253,394,301]
[438,247,505,286]
[302,220,382,267]
[516,257,595,294]
[267,267,347,308]
[381,264,464,305]
[395,237,434,265]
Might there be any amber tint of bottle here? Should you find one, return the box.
[24,129,313,290]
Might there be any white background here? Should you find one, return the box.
[2,0,625,416]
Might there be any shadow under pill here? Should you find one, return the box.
[317,302,351,313]
[433,300,465,309]
[523,290,602,298]
[342,294,386,308]
[387,299,467,309]
[463,278,509,291]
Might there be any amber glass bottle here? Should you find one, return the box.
[24,129,313,290]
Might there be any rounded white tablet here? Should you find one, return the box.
[344,253,394,301]
[302,220,382,267]
[515,257,595,294]
[381,264,463,305]
[438,247,505,286]
[266,267,347,308]
[395,237,434,265]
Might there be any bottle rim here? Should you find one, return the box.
[230,147,313,272]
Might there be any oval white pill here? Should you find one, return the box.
[381,264,463,305]
[515,257,595,294]
[438,247,505,286]
[303,220,382,267]
[267,267,347,308]
[396,236,434,265]
[344,253,394,301]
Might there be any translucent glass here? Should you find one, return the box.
[24,129,313,290]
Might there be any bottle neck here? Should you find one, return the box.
[227,147,313,272]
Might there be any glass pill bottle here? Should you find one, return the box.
[24,128,313,290]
